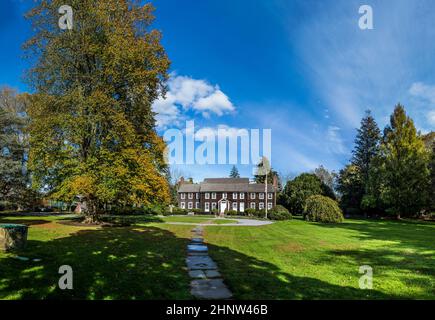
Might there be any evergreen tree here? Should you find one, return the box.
[25,0,171,222]
[379,104,430,218]
[337,110,381,214]
[0,88,35,210]
[229,165,240,178]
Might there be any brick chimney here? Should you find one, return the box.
[179,176,185,184]
[273,175,278,188]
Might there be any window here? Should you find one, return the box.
[240,193,245,199]
[188,193,193,199]
[212,203,217,210]
[233,192,237,199]
[181,202,185,209]
[250,202,256,209]
[259,202,264,210]
[211,192,216,199]
[205,202,210,212]
[181,193,186,199]
[188,202,193,209]
[196,202,200,209]
[250,193,256,199]
[268,202,273,210]
[259,193,265,200]
[232,202,238,211]
[268,193,273,200]
[222,193,227,199]
[196,193,200,199]
[205,193,210,199]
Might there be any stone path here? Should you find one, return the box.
[187,226,233,299]
[168,218,273,227]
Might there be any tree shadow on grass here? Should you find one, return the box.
[0,223,407,300]
[0,218,51,226]
[206,243,405,300]
[0,226,191,299]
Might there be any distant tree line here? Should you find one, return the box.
[277,105,434,219]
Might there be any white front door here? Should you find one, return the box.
[220,201,227,214]
[240,202,244,213]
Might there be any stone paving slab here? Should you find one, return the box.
[204,270,221,278]
[188,251,209,256]
[187,244,208,252]
[186,256,217,270]
[189,270,206,279]
[190,279,233,299]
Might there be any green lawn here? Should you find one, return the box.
[202,217,435,299]
[0,215,434,299]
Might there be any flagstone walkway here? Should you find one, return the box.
[187,226,233,299]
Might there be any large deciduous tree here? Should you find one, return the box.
[25,0,171,222]
[282,173,335,214]
[378,104,430,218]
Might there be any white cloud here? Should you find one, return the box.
[152,75,235,128]
[409,82,435,104]
[428,110,435,126]
[326,126,346,155]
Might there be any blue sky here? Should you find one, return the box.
[1,0,434,182]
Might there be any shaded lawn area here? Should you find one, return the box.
[1,215,434,299]
[202,217,435,299]
[0,216,193,299]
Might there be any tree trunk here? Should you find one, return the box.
[82,199,100,224]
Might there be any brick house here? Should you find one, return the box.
[177,177,277,214]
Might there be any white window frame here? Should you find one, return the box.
[222,193,227,199]
[211,192,216,199]
[259,193,265,200]
[196,193,200,199]
[240,193,245,199]
[205,202,210,212]
[181,193,186,200]
[181,202,185,209]
[268,202,273,210]
[250,193,255,199]
[232,202,238,211]
[233,192,237,199]
[205,193,210,199]
[196,202,200,209]
[250,202,256,209]
[268,193,273,200]
[188,193,193,199]
[259,202,264,210]
[212,202,217,210]
[188,202,193,209]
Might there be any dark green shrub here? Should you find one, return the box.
[268,205,292,220]
[304,195,344,223]
[226,210,237,216]
[191,208,202,214]
[255,209,265,218]
[245,208,256,216]
[172,207,188,215]
[211,208,219,215]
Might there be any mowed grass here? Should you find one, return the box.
[0,215,193,299]
[1,215,434,299]
[201,217,435,299]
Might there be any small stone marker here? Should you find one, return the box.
[190,279,233,299]
[0,224,28,251]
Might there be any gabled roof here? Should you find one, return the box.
[203,178,250,184]
[177,183,200,193]
[177,177,275,193]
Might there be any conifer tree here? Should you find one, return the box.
[379,104,430,218]
[229,165,240,178]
